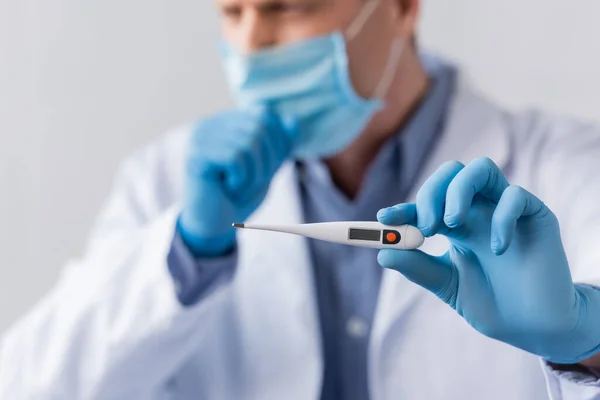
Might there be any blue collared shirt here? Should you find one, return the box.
[299,56,456,400]
[168,55,457,398]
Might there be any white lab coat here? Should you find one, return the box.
[2,76,600,400]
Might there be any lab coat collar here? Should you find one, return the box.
[238,162,324,394]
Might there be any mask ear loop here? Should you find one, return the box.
[346,0,380,41]
[373,39,405,99]
[345,0,405,100]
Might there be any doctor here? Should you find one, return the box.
[2,0,600,398]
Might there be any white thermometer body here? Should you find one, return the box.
[233,222,424,250]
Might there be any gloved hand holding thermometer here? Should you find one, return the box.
[377,157,600,365]
[177,108,294,257]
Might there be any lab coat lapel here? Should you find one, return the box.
[237,162,323,397]
[370,77,512,381]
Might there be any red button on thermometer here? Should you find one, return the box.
[233,222,424,250]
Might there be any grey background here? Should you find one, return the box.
[1,0,599,332]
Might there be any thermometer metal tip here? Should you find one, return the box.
[233,223,245,228]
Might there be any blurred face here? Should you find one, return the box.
[216,0,418,99]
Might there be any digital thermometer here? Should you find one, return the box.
[233,222,424,250]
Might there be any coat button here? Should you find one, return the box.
[346,316,368,338]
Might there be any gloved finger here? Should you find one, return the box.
[186,151,220,181]
[378,249,458,307]
[188,135,252,195]
[444,157,510,228]
[223,151,249,193]
[227,110,274,189]
[258,111,290,180]
[221,113,272,197]
[415,161,465,237]
[259,107,294,164]
[238,106,288,186]
[490,185,550,255]
[252,128,272,184]
[279,114,300,153]
[232,148,257,202]
[377,203,417,226]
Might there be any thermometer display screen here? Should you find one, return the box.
[348,228,381,242]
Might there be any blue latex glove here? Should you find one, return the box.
[178,108,294,257]
[377,157,600,364]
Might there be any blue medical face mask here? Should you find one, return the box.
[220,0,405,159]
